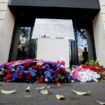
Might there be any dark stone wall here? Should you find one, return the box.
[9,0,100,9]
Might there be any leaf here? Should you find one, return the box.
[96,100,105,105]
[1,89,16,95]
[56,94,65,100]
[39,89,49,95]
[72,89,91,96]
[25,85,31,92]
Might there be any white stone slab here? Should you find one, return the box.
[36,38,70,68]
[32,18,75,40]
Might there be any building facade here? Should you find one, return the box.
[0,0,105,67]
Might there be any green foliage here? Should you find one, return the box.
[85,60,104,68]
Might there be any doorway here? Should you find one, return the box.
[9,18,96,66]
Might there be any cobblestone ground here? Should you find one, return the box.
[0,82,105,105]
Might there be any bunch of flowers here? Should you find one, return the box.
[71,64,105,82]
[0,59,71,83]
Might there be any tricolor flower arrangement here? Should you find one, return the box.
[0,59,71,83]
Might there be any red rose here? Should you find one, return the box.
[32,65,37,69]
[38,65,42,70]
[54,70,60,77]
[24,63,30,68]
[26,73,32,81]
[5,74,12,81]
[38,76,45,83]
[62,68,67,75]
[17,73,23,79]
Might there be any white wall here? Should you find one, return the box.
[0,0,15,64]
[99,0,105,29]
[0,0,7,30]
[93,0,105,67]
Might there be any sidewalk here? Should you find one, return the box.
[0,82,105,105]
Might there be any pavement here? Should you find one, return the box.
[0,82,105,105]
